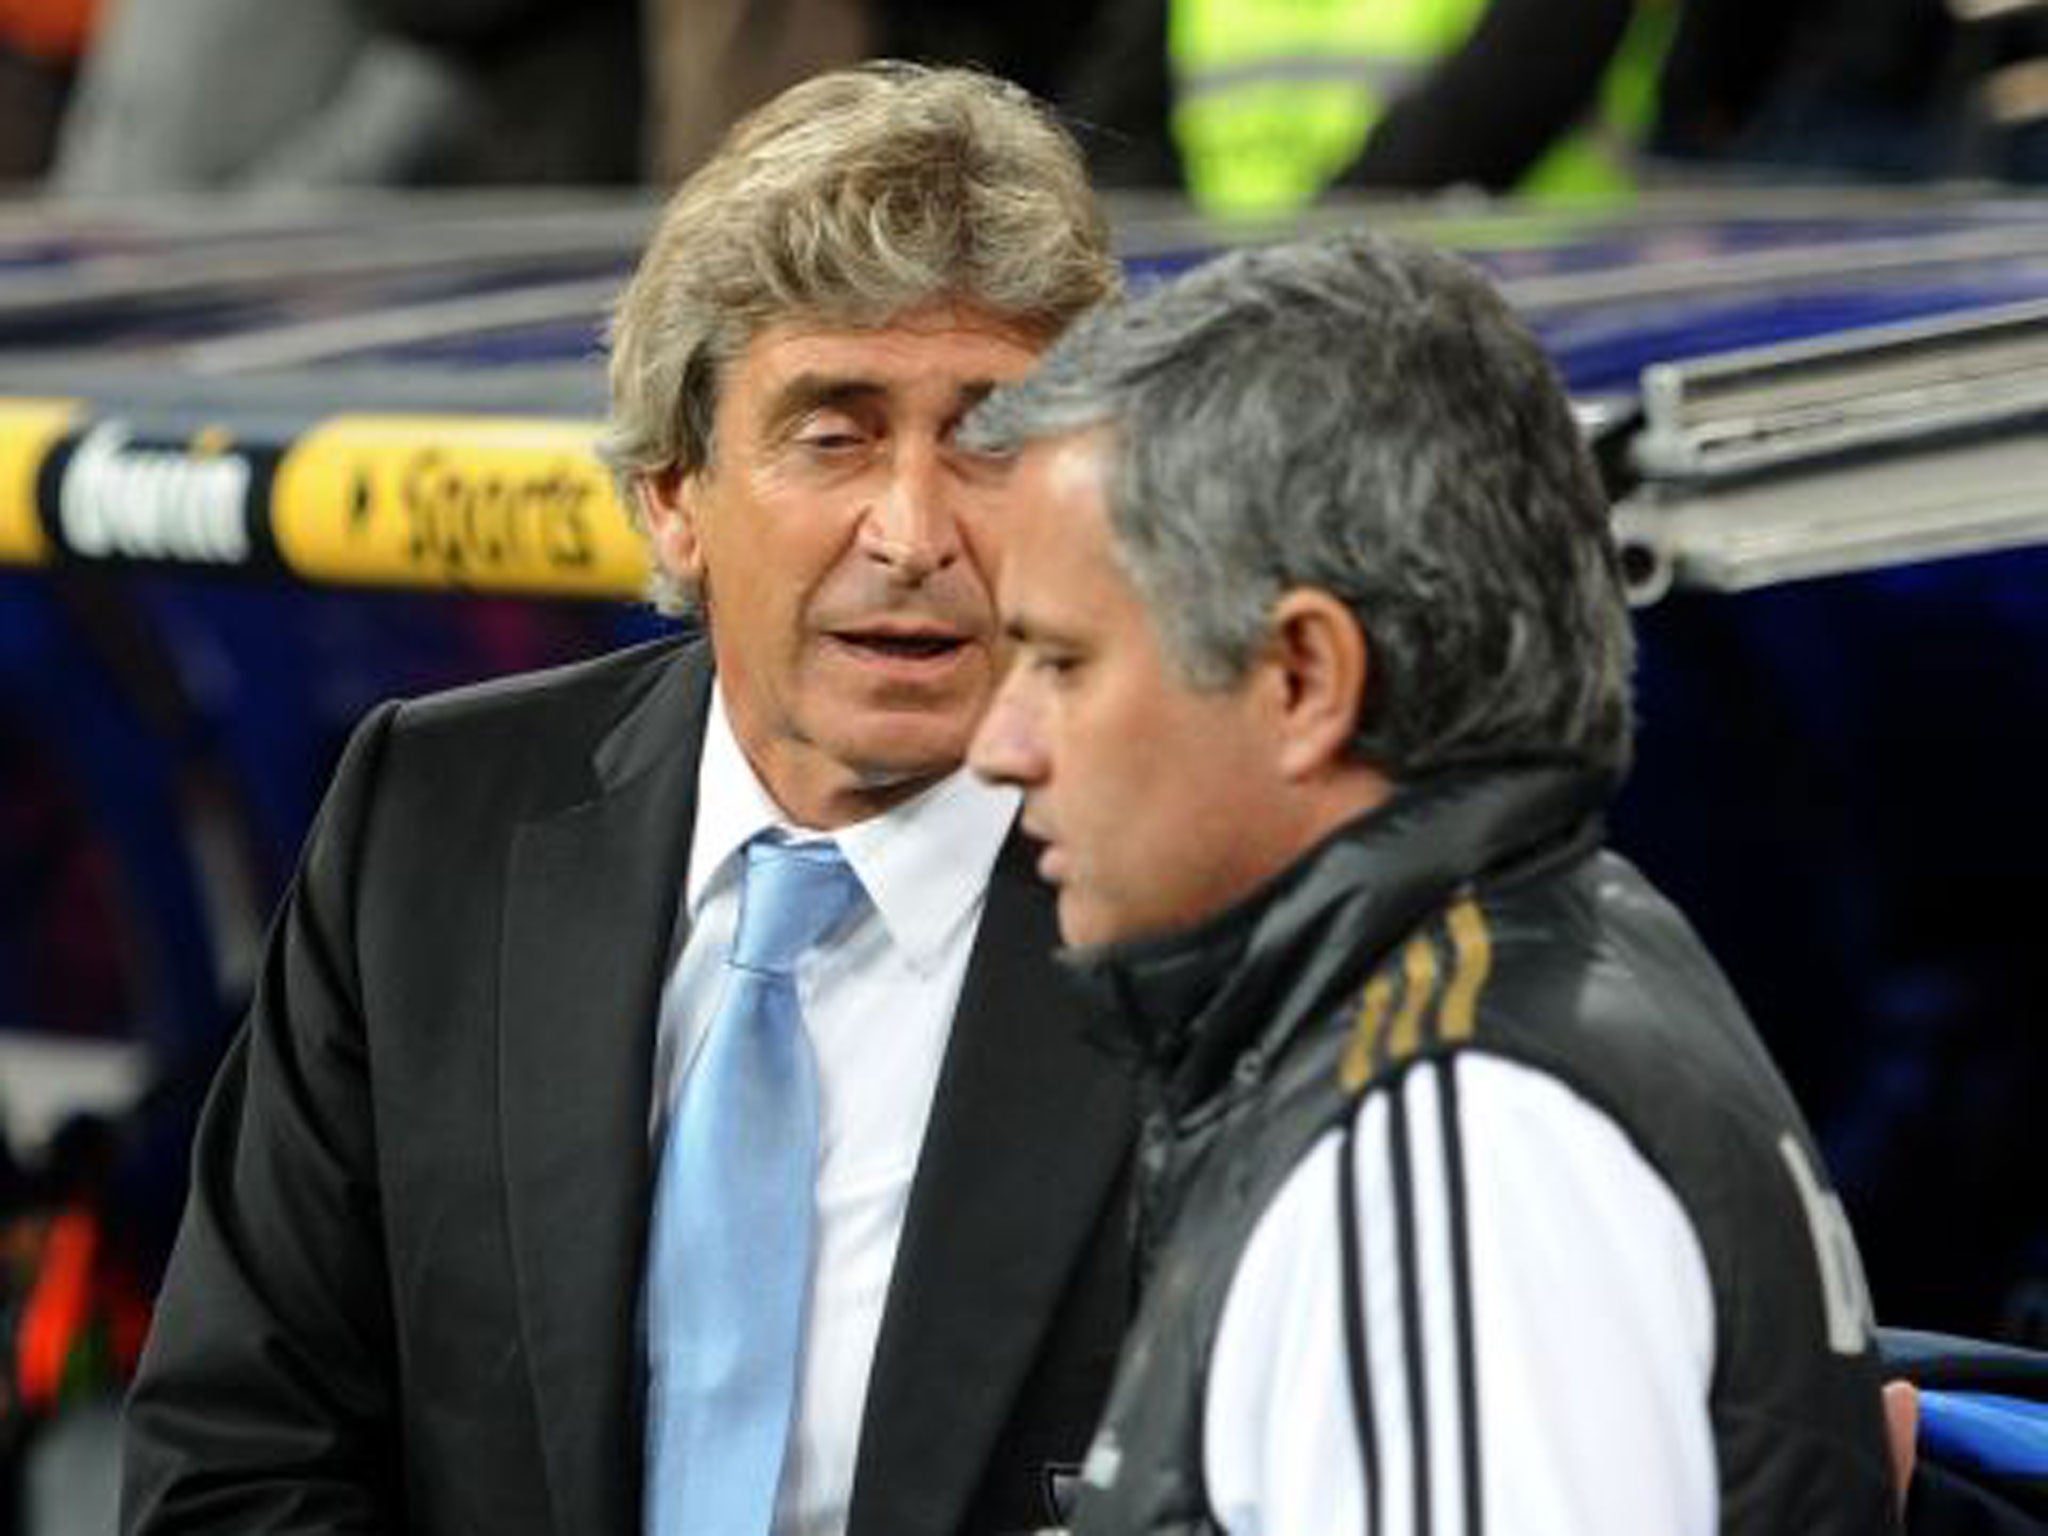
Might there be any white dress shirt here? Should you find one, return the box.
[650,684,1020,1536]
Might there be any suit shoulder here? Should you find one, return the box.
[317,631,706,839]
[391,632,697,742]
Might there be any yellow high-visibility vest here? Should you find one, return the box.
[1169,0,1674,217]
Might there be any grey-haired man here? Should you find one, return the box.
[968,232,1896,1535]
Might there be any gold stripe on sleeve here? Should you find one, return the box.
[1438,895,1494,1044]
[1339,972,1396,1093]
[1384,933,1441,1062]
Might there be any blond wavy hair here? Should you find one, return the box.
[602,62,1119,614]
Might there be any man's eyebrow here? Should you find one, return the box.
[1002,611,1078,648]
[762,375,884,433]
[761,374,1009,433]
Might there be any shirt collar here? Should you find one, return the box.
[689,681,1020,973]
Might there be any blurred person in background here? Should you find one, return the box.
[0,0,97,181]
[1049,0,2048,214]
[53,0,1124,191]
[1675,0,2048,183]
[52,0,638,190]
[3,1111,151,1536]
[1,1112,22,1536]
[644,0,1145,186]
[1965,0,2048,180]
[1155,0,1676,215]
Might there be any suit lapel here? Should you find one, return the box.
[848,836,1133,1536]
[499,643,712,1536]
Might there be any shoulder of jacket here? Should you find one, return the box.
[1335,886,1499,1094]
[390,631,694,737]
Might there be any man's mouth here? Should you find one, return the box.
[830,629,971,662]
[1022,822,1064,884]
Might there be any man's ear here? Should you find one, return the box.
[638,466,705,586]
[1263,588,1369,782]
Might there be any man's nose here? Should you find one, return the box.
[968,681,1044,787]
[862,445,959,581]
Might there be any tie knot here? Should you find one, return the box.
[730,838,864,975]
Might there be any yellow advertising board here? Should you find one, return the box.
[0,399,79,566]
[273,414,649,597]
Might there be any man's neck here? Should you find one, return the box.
[709,681,955,831]
[749,750,953,832]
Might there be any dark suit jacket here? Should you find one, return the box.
[121,636,1134,1536]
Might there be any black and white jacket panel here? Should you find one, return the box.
[1067,767,1897,1536]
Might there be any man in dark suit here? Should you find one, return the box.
[120,63,1131,1536]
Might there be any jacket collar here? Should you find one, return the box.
[592,634,714,793]
[1064,761,1614,1115]
[501,638,712,1536]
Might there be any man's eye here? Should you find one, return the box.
[792,412,871,453]
[1033,652,1081,680]
[797,430,864,452]
[946,424,1017,468]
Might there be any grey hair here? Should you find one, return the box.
[964,231,1635,778]
[602,61,1119,614]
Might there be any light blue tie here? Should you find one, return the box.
[645,837,865,1536]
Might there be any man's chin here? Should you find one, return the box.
[1055,890,1123,951]
[834,720,980,793]
[1057,887,1211,952]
